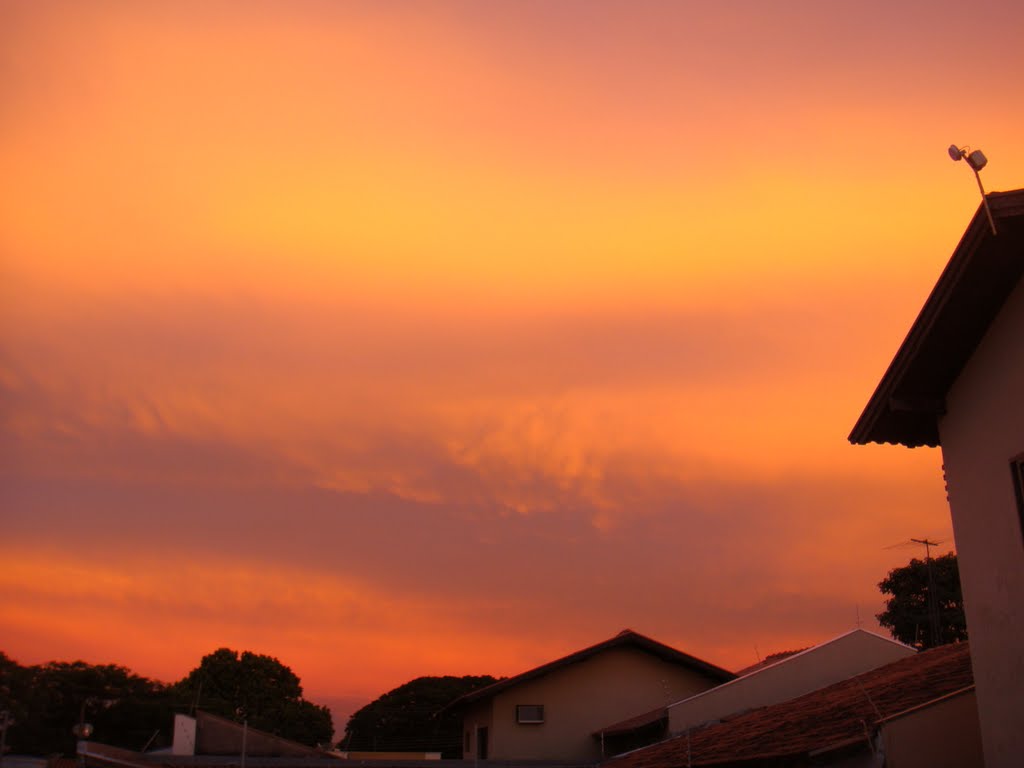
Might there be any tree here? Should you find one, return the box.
[877,552,967,650]
[0,655,178,756]
[175,648,332,747]
[340,675,497,758]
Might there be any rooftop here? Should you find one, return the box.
[448,629,734,710]
[605,641,973,768]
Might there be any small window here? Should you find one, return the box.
[516,704,544,724]
[1011,454,1024,544]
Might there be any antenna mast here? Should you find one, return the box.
[911,538,942,647]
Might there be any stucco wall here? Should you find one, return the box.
[938,276,1024,768]
[880,688,982,768]
[667,629,914,733]
[464,647,719,761]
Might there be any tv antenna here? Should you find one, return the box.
[909,537,940,560]
[911,538,942,648]
[948,143,996,235]
[882,537,945,553]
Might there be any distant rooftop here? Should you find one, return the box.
[448,629,734,710]
[732,647,807,677]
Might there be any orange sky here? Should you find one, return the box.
[2,0,1024,731]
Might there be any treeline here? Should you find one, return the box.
[0,651,178,756]
[2,648,498,760]
[0,648,332,757]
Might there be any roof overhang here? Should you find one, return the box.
[849,189,1024,447]
[593,707,668,739]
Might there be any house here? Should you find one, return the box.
[849,187,1024,767]
[447,629,734,762]
[596,628,914,756]
[604,641,980,768]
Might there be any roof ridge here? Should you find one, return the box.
[445,631,733,711]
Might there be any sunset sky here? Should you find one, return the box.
[2,0,1024,732]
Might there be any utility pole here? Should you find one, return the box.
[911,538,942,647]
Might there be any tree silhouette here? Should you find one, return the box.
[877,552,967,650]
[341,675,497,757]
[1,648,333,755]
[176,648,332,746]
[0,654,178,756]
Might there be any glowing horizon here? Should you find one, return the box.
[2,0,1022,731]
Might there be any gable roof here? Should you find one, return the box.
[604,641,973,768]
[449,630,734,709]
[850,188,1024,447]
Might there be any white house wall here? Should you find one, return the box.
[667,629,914,733]
[172,714,197,756]
[938,276,1024,768]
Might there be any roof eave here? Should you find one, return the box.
[849,189,1024,448]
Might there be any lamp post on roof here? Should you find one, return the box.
[948,143,997,235]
